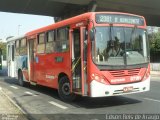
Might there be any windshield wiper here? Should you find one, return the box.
[109,23,113,46]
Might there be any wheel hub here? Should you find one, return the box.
[62,83,70,95]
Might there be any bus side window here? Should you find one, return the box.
[19,38,27,55]
[12,45,14,61]
[55,27,69,52]
[37,33,45,54]
[15,40,19,56]
[46,30,55,53]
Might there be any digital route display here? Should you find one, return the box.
[96,14,144,25]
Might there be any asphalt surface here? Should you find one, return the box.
[0,69,160,120]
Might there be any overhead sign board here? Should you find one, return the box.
[96,14,144,25]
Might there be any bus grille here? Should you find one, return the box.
[109,68,140,77]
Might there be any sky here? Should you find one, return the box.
[0,12,54,42]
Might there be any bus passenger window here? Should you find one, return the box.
[19,38,27,55]
[12,45,15,61]
[15,40,19,56]
[46,31,55,53]
[55,27,69,52]
[37,33,45,54]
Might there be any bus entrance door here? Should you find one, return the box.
[71,27,88,96]
[28,39,36,84]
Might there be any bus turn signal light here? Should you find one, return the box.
[142,69,150,81]
[91,73,108,84]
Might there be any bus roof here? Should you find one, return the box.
[6,34,25,43]
[26,12,144,37]
[26,12,93,36]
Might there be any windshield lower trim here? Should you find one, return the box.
[97,62,149,71]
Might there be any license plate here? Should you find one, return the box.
[123,86,133,92]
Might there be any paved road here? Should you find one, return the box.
[0,70,160,120]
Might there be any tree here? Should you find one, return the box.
[148,32,160,52]
[148,32,160,62]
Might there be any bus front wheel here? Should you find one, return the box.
[58,76,76,102]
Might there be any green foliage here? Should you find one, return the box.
[148,32,160,51]
[0,42,7,60]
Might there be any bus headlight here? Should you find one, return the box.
[91,73,108,84]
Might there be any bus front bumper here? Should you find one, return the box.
[90,76,150,97]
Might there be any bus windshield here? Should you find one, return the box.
[92,26,149,66]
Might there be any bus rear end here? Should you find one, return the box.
[88,12,150,97]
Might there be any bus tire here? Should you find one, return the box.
[58,76,76,102]
[18,71,25,87]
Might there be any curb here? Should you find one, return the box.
[0,88,26,114]
[151,71,160,76]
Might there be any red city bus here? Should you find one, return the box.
[9,12,150,101]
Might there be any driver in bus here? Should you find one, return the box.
[107,37,123,57]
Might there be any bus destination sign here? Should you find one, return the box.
[96,14,144,25]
